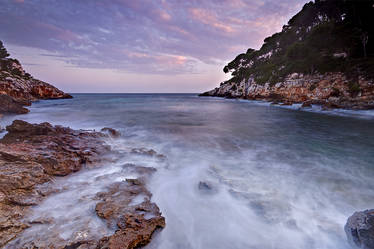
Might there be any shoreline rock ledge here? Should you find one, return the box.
[0,120,165,249]
[345,209,374,249]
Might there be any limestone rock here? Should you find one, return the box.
[200,72,374,110]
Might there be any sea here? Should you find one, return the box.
[1,93,374,249]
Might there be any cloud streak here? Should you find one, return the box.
[0,0,307,75]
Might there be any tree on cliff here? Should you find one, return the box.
[222,0,374,85]
[0,41,10,59]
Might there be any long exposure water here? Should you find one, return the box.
[1,93,374,249]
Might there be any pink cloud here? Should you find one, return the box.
[189,8,234,33]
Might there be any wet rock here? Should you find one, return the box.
[98,214,165,249]
[301,101,312,108]
[198,181,213,191]
[95,166,165,249]
[0,120,109,247]
[345,209,374,249]
[121,164,157,176]
[1,121,165,248]
[101,127,121,138]
[198,181,218,194]
[130,148,166,160]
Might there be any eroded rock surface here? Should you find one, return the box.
[0,56,72,114]
[96,169,165,249]
[0,120,109,247]
[201,73,374,110]
[345,209,374,249]
[0,122,165,248]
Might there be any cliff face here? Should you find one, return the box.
[0,43,72,114]
[202,73,374,109]
[201,0,374,110]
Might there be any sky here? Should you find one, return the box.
[0,0,308,93]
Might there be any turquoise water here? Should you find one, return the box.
[2,94,374,249]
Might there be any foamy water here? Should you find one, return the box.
[1,94,374,249]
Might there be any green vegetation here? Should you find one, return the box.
[223,0,374,86]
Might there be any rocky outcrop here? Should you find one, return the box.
[0,120,110,246]
[96,165,165,249]
[0,121,165,249]
[101,127,122,138]
[345,209,374,249]
[0,57,72,114]
[201,0,374,110]
[201,72,374,110]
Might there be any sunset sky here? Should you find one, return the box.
[0,0,307,93]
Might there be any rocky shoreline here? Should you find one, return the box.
[200,72,374,110]
[0,120,165,248]
[0,41,165,248]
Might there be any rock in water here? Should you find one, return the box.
[0,94,29,114]
[96,165,165,249]
[101,127,121,138]
[345,209,374,249]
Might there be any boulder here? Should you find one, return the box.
[101,127,121,138]
[345,209,374,249]
[0,94,29,114]
[95,165,165,249]
[301,101,312,108]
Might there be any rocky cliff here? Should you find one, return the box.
[0,41,72,114]
[202,72,374,109]
[201,0,374,110]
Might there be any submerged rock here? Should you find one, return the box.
[198,181,218,194]
[101,127,121,138]
[345,209,374,249]
[131,148,166,160]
